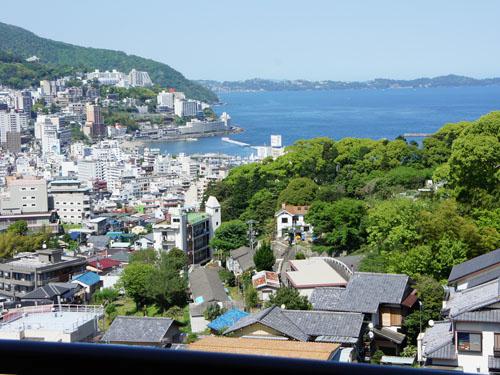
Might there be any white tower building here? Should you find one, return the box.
[205,196,221,236]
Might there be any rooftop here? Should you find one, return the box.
[101,316,176,344]
[448,248,500,283]
[286,258,348,289]
[189,336,339,361]
[187,212,209,225]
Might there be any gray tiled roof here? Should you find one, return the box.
[311,272,410,314]
[423,321,456,360]
[372,327,406,345]
[87,235,110,249]
[310,287,345,310]
[189,267,229,304]
[21,283,79,300]
[282,310,363,340]
[466,267,500,289]
[229,246,255,271]
[102,316,175,343]
[453,309,500,323]
[448,248,500,283]
[444,279,499,318]
[224,306,363,343]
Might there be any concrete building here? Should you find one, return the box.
[0,304,103,342]
[0,176,48,215]
[153,197,220,265]
[0,110,27,153]
[178,119,228,135]
[174,99,199,117]
[84,104,105,138]
[49,179,91,224]
[0,249,87,299]
[128,69,153,87]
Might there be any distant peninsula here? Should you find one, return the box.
[198,75,500,93]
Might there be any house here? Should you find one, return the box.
[20,283,83,304]
[275,203,312,240]
[419,279,500,373]
[226,246,254,275]
[448,248,500,290]
[284,257,353,297]
[207,309,249,333]
[310,272,418,355]
[134,233,154,250]
[101,316,182,347]
[189,336,340,361]
[85,217,108,235]
[252,271,280,301]
[0,304,103,342]
[224,306,364,351]
[71,272,102,301]
[87,258,121,274]
[86,235,110,252]
[188,266,230,333]
[0,249,86,299]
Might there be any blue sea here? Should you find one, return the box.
[147,86,500,156]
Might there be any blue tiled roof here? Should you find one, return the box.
[73,272,101,286]
[106,232,123,240]
[208,309,249,332]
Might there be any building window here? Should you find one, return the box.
[495,333,500,357]
[457,332,482,352]
[281,217,288,223]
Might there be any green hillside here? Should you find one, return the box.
[0,22,217,102]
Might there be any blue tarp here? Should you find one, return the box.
[68,232,81,241]
[207,309,249,332]
[106,231,123,240]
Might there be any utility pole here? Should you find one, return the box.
[246,220,257,253]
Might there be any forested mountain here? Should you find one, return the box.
[199,75,500,93]
[0,22,217,102]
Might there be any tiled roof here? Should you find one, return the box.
[224,306,363,343]
[310,272,411,314]
[102,316,176,343]
[453,309,500,323]
[444,279,499,318]
[423,321,456,360]
[448,248,500,283]
[189,267,229,304]
[372,327,406,345]
[21,283,79,300]
[229,246,254,271]
[466,267,500,289]
[87,235,110,249]
[88,258,121,270]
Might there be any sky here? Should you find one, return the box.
[1,0,499,81]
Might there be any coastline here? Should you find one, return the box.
[119,126,244,148]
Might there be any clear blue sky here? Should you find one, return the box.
[1,0,499,81]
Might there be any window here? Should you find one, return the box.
[457,332,482,352]
[495,333,500,357]
[281,217,288,223]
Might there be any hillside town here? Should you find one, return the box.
[0,42,498,375]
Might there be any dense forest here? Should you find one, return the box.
[0,22,217,103]
[0,50,79,88]
[206,111,500,283]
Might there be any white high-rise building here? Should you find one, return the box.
[128,69,153,87]
[0,110,27,152]
[174,99,200,117]
[157,91,175,109]
[205,195,221,237]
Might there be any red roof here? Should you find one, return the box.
[88,258,121,270]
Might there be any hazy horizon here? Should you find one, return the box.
[1,0,499,81]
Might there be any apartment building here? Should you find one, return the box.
[0,248,86,299]
[49,179,91,224]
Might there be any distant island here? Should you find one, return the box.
[198,75,500,93]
